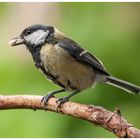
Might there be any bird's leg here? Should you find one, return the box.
[41,89,66,106]
[56,90,80,110]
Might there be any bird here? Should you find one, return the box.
[9,24,140,108]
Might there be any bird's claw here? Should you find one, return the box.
[56,97,69,111]
[41,93,54,107]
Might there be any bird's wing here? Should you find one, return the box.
[58,38,109,75]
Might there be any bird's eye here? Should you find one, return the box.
[26,30,32,35]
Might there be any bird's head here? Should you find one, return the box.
[9,24,55,48]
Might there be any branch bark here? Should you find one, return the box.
[0,95,140,138]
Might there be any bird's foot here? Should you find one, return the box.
[41,89,66,110]
[56,97,69,111]
[41,93,54,107]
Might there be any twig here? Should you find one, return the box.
[0,95,140,138]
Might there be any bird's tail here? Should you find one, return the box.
[106,76,140,94]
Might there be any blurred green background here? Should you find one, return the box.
[0,2,140,138]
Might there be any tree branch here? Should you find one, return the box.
[0,95,140,138]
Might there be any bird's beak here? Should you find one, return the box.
[9,36,24,47]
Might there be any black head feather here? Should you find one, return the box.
[21,24,54,37]
[19,24,54,47]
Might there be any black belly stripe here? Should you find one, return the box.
[27,45,66,89]
[38,64,66,89]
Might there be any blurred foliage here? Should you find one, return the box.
[0,2,140,138]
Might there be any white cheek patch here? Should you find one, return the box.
[25,30,48,46]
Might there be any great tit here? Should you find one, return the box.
[9,24,140,108]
